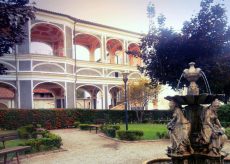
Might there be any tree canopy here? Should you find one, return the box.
[139,0,230,101]
[125,77,161,122]
[0,0,35,73]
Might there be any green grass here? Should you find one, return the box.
[0,130,26,148]
[0,130,27,161]
[118,123,167,140]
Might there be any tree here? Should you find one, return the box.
[126,78,161,122]
[139,0,230,102]
[0,0,35,73]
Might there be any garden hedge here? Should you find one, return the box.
[0,108,172,130]
[117,130,144,141]
[1,105,229,130]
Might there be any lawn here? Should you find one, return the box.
[0,130,26,148]
[0,130,27,161]
[118,123,168,140]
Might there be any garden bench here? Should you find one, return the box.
[89,119,106,134]
[0,133,31,164]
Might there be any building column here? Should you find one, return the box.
[103,36,107,63]
[19,80,32,109]
[89,50,95,62]
[100,35,105,63]
[103,85,108,109]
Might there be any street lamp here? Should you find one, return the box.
[122,72,129,131]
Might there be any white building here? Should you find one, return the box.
[0,8,143,109]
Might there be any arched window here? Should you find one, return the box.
[74,34,101,62]
[106,39,123,64]
[95,48,101,62]
[31,42,53,55]
[31,23,64,56]
[75,45,90,61]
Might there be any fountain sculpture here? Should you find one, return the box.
[165,62,228,164]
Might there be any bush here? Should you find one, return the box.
[73,122,80,128]
[105,128,116,138]
[220,122,230,128]
[101,125,120,131]
[225,128,230,139]
[0,109,172,130]
[156,131,169,139]
[117,130,144,141]
[79,124,90,130]
[219,104,230,125]
[25,132,62,152]
[17,125,36,139]
[100,125,120,138]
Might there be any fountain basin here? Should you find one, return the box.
[165,94,224,105]
[144,158,230,164]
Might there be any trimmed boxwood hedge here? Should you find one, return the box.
[0,109,172,130]
[25,132,62,152]
[79,124,91,130]
[101,125,120,138]
[117,130,144,141]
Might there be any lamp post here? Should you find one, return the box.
[122,72,129,131]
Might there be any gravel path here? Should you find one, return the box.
[21,129,230,164]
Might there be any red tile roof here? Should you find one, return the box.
[0,88,14,99]
[33,89,51,93]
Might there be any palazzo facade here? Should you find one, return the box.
[0,8,143,109]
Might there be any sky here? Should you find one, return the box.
[33,0,230,33]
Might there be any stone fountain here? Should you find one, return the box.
[145,62,229,164]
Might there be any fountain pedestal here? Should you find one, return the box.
[165,63,228,164]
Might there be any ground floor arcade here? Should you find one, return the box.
[0,81,123,109]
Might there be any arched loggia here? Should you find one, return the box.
[33,82,65,109]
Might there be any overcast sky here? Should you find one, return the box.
[33,0,230,33]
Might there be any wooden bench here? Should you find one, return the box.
[89,119,106,134]
[0,133,31,164]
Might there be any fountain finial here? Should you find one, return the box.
[183,62,201,95]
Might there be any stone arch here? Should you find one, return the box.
[106,38,124,64]
[0,103,8,108]
[0,82,16,108]
[128,43,141,66]
[33,63,65,73]
[107,70,123,78]
[109,86,122,108]
[129,72,142,79]
[31,22,64,56]
[0,60,16,71]
[74,33,101,62]
[33,82,65,109]
[76,84,103,109]
[77,68,102,76]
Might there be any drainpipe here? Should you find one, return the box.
[14,45,19,109]
[73,20,77,108]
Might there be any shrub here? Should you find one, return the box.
[17,125,36,139]
[117,130,144,141]
[105,128,116,138]
[0,109,173,130]
[25,132,62,152]
[221,122,230,128]
[108,125,120,130]
[101,125,120,131]
[219,104,230,124]
[73,122,80,128]
[43,132,62,148]
[101,125,120,138]
[156,131,169,139]
[142,119,149,123]
[225,128,230,139]
[79,124,90,130]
